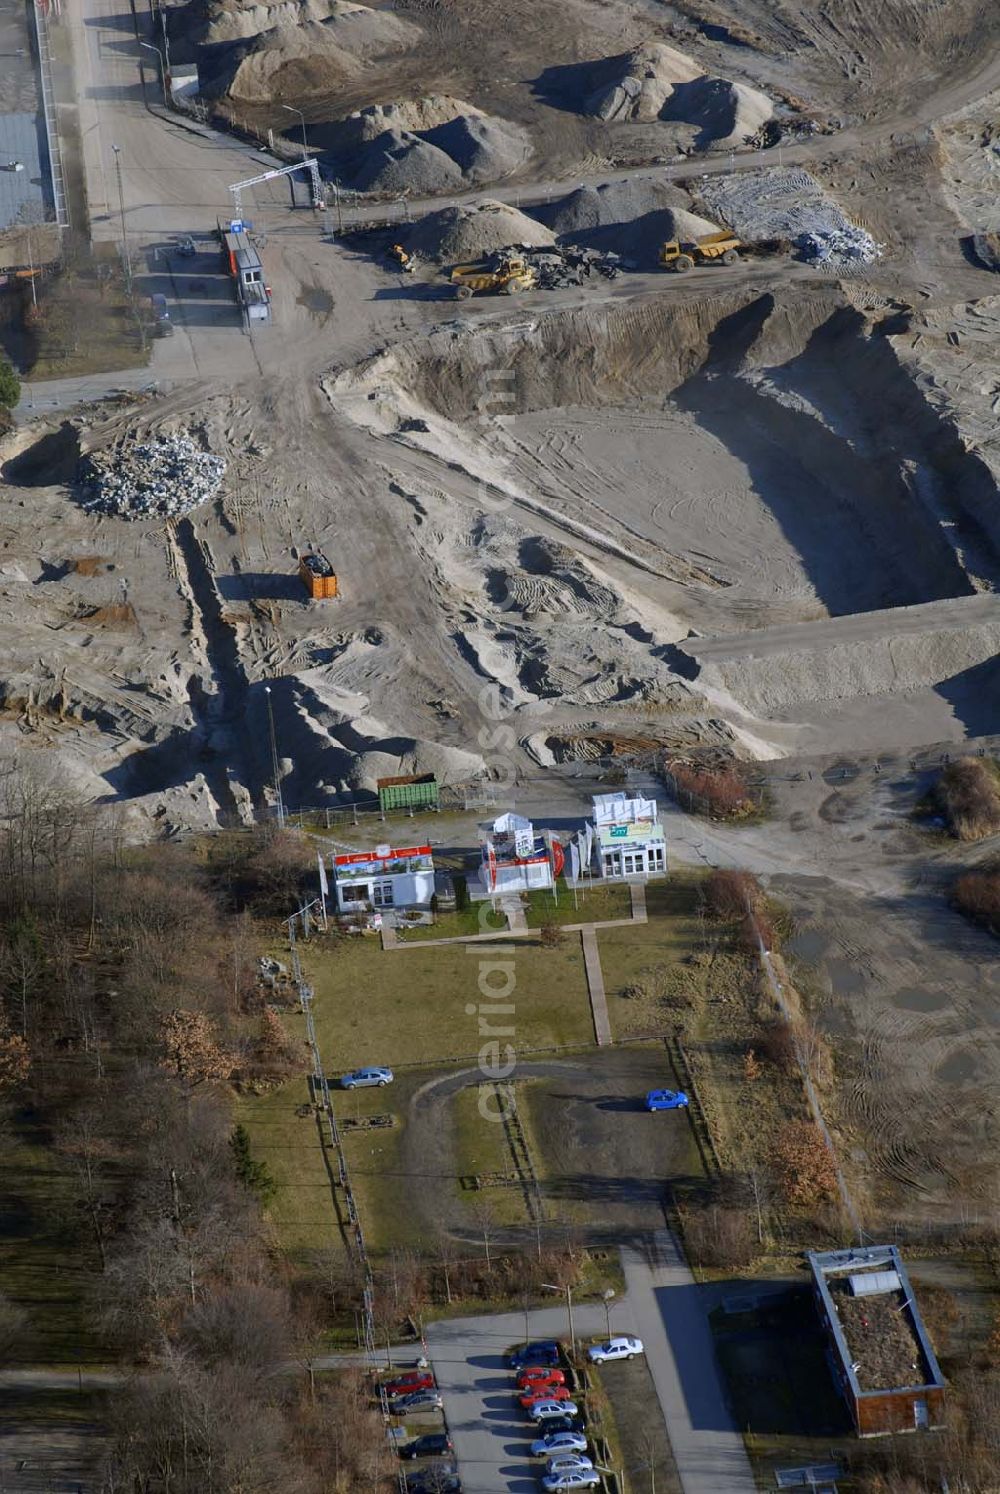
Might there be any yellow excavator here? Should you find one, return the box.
[450,254,537,300]
[388,243,416,273]
[660,230,742,272]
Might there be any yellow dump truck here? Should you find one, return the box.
[660,231,742,272]
[450,255,537,299]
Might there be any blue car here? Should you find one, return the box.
[645,1089,689,1111]
[341,1066,394,1089]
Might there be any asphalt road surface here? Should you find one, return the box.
[425,1230,754,1494]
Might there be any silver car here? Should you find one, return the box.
[340,1066,394,1089]
[391,1390,443,1414]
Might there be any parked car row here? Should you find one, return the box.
[507,1341,598,1491]
[383,1367,461,1493]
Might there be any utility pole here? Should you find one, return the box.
[265,685,285,827]
[111,145,131,296]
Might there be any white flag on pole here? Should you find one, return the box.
[317,852,329,897]
[568,841,580,884]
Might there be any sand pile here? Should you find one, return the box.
[536,179,720,264]
[350,131,464,192]
[323,98,532,194]
[198,1,417,102]
[194,0,410,48]
[333,95,483,144]
[586,42,702,122]
[662,77,773,149]
[583,40,773,148]
[406,200,555,263]
[279,672,485,796]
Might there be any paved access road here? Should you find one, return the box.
[425,1230,755,1494]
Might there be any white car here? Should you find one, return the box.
[587,1334,644,1363]
[542,1472,600,1492]
[547,1453,593,1476]
[531,1431,588,1458]
[529,1398,579,1422]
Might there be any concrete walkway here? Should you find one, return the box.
[581,925,612,1047]
[630,880,648,922]
[622,1232,756,1494]
[500,894,527,932]
[387,915,637,950]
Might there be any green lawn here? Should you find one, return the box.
[450,1085,530,1226]
[301,933,594,1069]
[394,904,509,941]
[523,881,632,927]
[236,1084,337,1258]
[598,876,706,1039]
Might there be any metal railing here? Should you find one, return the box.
[29,0,70,229]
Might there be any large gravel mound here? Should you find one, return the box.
[406,200,555,264]
[196,0,412,48]
[586,42,702,122]
[583,40,774,148]
[662,76,773,148]
[325,99,532,194]
[422,114,532,183]
[536,179,721,263]
[335,95,484,145]
[197,1,416,102]
[350,128,464,193]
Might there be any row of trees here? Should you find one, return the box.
[0,764,387,1493]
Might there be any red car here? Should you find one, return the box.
[518,1384,573,1409]
[516,1367,567,1391]
[384,1369,435,1397]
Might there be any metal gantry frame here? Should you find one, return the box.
[227,158,326,220]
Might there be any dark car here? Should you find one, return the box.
[509,1340,561,1369]
[399,1433,453,1461]
[404,1465,461,1493]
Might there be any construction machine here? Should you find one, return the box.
[388,243,416,273]
[659,230,742,272]
[449,254,537,300]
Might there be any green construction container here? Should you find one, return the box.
[376,773,439,813]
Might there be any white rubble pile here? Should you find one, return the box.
[798,225,883,268]
[81,436,226,519]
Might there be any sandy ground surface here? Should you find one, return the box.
[2,0,1000,1283]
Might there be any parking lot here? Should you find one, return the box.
[403,1048,703,1249]
[426,1299,629,1494]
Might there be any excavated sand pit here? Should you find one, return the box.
[328,284,1000,755]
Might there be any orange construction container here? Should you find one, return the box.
[298,550,338,600]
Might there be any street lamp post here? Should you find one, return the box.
[264,685,285,827]
[281,103,308,162]
[110,145,131,297]
[138,39,168,106]
[602,1287,616,1340]
[541,1282,575,1358]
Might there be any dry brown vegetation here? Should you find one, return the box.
[772,1120,839,1207]
[0,762,397,1493]
[951,867,1000,935]
[668,761,757,820]
[930,758,1000,840]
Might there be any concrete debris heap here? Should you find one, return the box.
[798,226,883,268]
[80,436,227,520]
